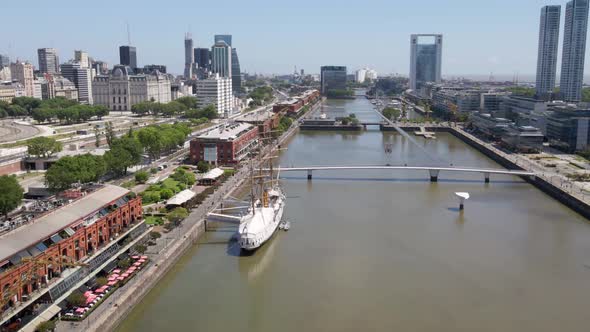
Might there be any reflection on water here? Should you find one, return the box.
[118,96,590,332]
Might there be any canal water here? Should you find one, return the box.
[117,97,590,332]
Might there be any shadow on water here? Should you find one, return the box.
[279,176,526,184]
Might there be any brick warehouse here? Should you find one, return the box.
[0,185,142,310]
[190,123,259,165]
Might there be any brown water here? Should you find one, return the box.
[117,97,590,332]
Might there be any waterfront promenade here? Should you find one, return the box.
[54,97,319,332]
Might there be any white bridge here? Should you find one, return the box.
[268,166,535,183]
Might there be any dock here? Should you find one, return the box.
[414,127,436,139]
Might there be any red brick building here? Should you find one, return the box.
[273,99,303,114]
[0,185,142,309]
[272,89,321,115]
[235,110,280,137]
[190,123,259,165]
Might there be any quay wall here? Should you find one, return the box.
[93,220,206,332]
[367,124,590,219]
[447,127,590,220]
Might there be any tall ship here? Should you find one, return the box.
[207,160,286,251]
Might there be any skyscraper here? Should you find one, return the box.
[213,35,241,93]
[194,48,211,70]
[320,66,347,95]
[560,0,590,102]
[211,41,232,78]
[0,55,9,67]
[231,48,242,93]
[10,61,34,97]
[409,34,443,92]
[74,50,90,68]
[536,6,561,100]
[214,35,232,47]
[37,48,60,74]
[61,62,93,104]
[119,46,137,70]
[184,33,194,79]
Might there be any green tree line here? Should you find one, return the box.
[0,96,109,123]
[131,97,217,120]
[44,122,192,191]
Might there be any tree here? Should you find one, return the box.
[12,96,41,114]
[45,154,105,191]
[7,105,27,117]
[35,320,56,332]
[66,290,85,308]
[134,244,147,254]
[150,231,162,240]
[94,127,101,148]
[27,137,63,159]
[382,107,401,121]
[32,108,56,123]
[201,105,218,119]
[135,171,149,184]
[105,122,115,148]
[167,207,188,224]
[94,105,109,119]
[117,258,131,269]
[197,161,211,173]
[105,137,143,175]
[96,277,108,287]
[0,176,24,218]
[175,96,199,109]
[171,168,196,186]
[159,188,174,200]
[137,126,163,160]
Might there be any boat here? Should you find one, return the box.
[207,159,286,251]
[238,186,286,251]
[283,221,291,231]
[319,113,327,120]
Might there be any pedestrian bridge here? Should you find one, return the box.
[268,165,535,183]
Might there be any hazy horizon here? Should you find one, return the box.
[3,0,590,77]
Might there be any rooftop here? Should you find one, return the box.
[235,110,275,123]
[0,185,130,263]
[196,123,255,141]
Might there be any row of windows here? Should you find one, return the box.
[112,105,128,111]
[113,96,127,104]
[113,88,127,94]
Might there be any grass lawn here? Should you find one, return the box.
[145,216,164,226]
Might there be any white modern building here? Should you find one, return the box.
[93,65,171,112]
[560,0,589,102]
[536,5,561,99]
[355,68,367,83]
[195,74,233,117]
[409,34,443,92]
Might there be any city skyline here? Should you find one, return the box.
[3,0,590,77]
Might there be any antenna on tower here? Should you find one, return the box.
[126,22,131,45]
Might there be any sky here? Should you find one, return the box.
[2,0,589,78]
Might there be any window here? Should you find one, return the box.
[124,97,127,103]
[113,97,116,103]
[124,88,127,94]
[118,97,121,103]
[118,88,121,94]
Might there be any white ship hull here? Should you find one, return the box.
[238,191,285,251]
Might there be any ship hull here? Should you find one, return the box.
[239,200,285,251]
